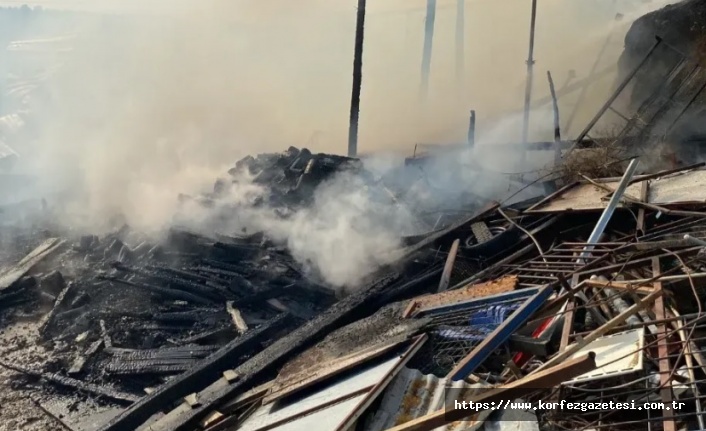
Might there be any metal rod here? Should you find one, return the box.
[521,0,538,148]
[667,78,706,134]
[579,158,640,261]
[467,109,476,147]
[572,37,663,151]
[547,71,560,143]
[547,70,561,165]
[455,0,464,85]
[347,0,367,157]
[564,24,616,134]
[420,0,437,100]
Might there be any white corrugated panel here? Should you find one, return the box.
[562,328,644,384]
[238,355,401,431]
[364,367,488,431]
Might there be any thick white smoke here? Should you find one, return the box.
[0,0,675,286]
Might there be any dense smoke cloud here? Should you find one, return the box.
[3,0,673,286]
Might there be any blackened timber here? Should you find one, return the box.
[0,361,139,404]
[101,272,406,431]
[98,313,296,431]
[348,0,366,157]
[112,264,224,300]
[39,282,73,337]
[102,277,213,305]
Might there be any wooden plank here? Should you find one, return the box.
[653,257,676,431]
[0,238,64,291]
[584,279,655,294]
[219,381,274,414]
[384,353,597,431]
[335,334,428,431]
[263,338,405,404]
[437,239,460,292]
[226,301,248,334]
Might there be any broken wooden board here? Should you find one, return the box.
[226,301,248,334]
[263,338,407,404]
[0,238,64,291]
[404,275,518,317]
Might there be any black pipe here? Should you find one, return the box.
[521,0,538,148]
[348,0,367,157]
[572,36,663,150]
[468,109,476,147]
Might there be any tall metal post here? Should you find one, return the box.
[348,0,367,157]
[455,0,465,85]
[467,110,476,147]
[521,0,538,148]
[420,0,437,99]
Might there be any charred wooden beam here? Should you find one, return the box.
[98,312,297,431]
[101,277,214,305]
[0,361,138,404]
[99,271,406,431]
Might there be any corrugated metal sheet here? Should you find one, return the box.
[527,169,706,213]
[238,355,401,431]
[364,367,488,431]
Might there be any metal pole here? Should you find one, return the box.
[467,110,476,147]
[547,71,561,164]
[572,37,663,149]
[348,0,367,157]
[420,0,437,100]
[521,0,538,148]
[547,71,560,143]
[564,26,616,135]
[579,158,640,261]
[455,0,465,85]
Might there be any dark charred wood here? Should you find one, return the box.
[99,313,296,431]
[0,360,139,404]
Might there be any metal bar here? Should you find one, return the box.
[447,282,556,380]
[637,180,649,235]
[347,0,367,157]
[521,0,538,148]
[547,70,561,163]
[572,37,663,149]
[564,27,615,134]
[437,239,460,292]
[578,158,640,262]
[420,0,436,99]
[667,79,706,133]
[467,109,475,147]
[386,353,597,431]
[653,257,677,431]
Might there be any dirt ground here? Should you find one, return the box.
[0,318,59,431]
